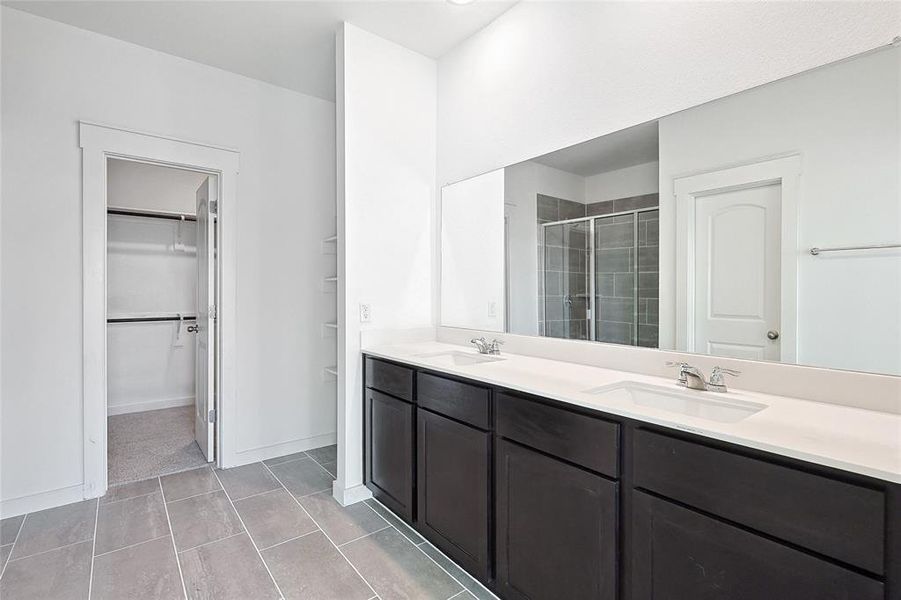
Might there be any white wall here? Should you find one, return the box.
[441,169,505,332]
[504,161,584,335]
[585,161,658,204]
[658,46,900,375]
[107,159,207,214]
[437,1,900,185]
[1,8,337,513]
[336,23,436,503]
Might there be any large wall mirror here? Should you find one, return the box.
[440,44,900,376]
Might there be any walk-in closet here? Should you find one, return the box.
[106,158,217,485]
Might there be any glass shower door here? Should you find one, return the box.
[543,220,590,340]
[594,214,637,345]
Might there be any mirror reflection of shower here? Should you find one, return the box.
[540,197,659,347]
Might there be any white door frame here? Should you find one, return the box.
[673,154,800,363]
[80,122,239,499]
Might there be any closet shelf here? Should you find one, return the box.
[324,366,338,376]
[324,276,338,282]
[323,235,338,243]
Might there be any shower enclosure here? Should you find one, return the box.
[541,208,659,347]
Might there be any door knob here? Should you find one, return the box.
[187,325,199,333]
[767,330,779,340]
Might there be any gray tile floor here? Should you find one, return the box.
[0,445,496,600]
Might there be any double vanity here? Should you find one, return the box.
[361,343,900,600]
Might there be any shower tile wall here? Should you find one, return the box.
[538,194,589,339]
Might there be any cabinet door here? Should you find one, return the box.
[417,409,491,581]
[365,389,414,521]
[631,491,883,600]
[496,439,617,600]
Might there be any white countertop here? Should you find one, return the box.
[363,341,901,484]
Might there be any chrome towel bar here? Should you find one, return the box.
[809,243,901,256]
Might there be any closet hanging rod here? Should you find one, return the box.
[107,207,197,222]
[107,315,197,323]
[809,243,901,256]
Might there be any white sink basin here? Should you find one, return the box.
[414,351,506,367]
[584,381,766,423]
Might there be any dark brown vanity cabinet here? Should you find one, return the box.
[494,392,620,599]
[417,407,492,580]
[362,354,898,600]
[495,438,618,600]
[364,359,415,521]
[631,491,883,600]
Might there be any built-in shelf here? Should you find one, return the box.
[323,366,338,382]
[322,322,339,338]
[322,234,338,255]
[323,235,338,243]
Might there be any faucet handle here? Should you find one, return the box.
[665,361,691,385]
[709,366,740,386]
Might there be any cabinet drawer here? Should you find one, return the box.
[496,392,619,478]
[631,491,882,600]
[633,429,885,574]
[417,372,491,429]
[365,357,414,402]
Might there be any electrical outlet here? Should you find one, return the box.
[488,301,498,318]
[360,303,372,323]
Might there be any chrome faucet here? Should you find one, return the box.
[471,337,503,355]
[706,366,741,393]
[666,362,740,392]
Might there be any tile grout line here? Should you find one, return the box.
[210,467,287,600]
[227,485,284,505]
[98,489,161,506]
[371,499,497,600]
[259,460,381,599]
[176,531,245,555]
[4,536,95,563]
[164,486,225,506]
[87,499,100,599]
[336,524,392,548]
[158,476,189,600]
[305,452,337,479]
[0,513,26,579]
[94,533,173,559]
[256,528,320,553]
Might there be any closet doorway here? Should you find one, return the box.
[105,159,218,485]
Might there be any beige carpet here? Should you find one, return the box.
[108,405,208,485]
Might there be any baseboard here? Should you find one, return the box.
[0,484,84,518]
[107,396,194,416]
[223,432,337,468]
[332,482,372,506]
